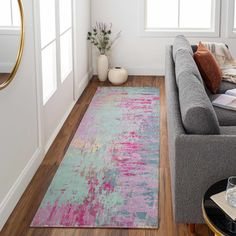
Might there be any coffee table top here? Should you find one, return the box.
[202,179,236,236]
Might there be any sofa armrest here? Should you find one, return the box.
[171,134,236,223]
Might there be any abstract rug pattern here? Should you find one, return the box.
[31,87,160,228]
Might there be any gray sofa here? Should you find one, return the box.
[165,35,236,223]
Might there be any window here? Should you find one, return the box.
[228,0,236,37]
[141,0,221,37]
[39,0,57,104]
[38,0,73,104]
[0,0,20,30]
[41,42,57,103]
[59,0,73,82]
[60,31,73,82]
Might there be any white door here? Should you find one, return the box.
[35,0,75,149]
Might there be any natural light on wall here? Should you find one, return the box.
[146,0,213,30]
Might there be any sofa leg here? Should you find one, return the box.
[188,224,196,234]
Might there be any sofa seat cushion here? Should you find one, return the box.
[220,126,236,135]
[209,94,236,126]
[219,81,236,94]
[178,73,220,135]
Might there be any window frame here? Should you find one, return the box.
[227,0,236,38]
[139,0,221,38]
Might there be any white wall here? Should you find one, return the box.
[0,0,41,230]
[0,0,92,230]
[92,0,236,75]
[74,0,93,99]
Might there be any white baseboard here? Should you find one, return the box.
[0,147,43,231]
[93,67,164,76]
[125,68,164,76]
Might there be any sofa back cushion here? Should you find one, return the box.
[175,49,203,86]
[178,73,220,135]
[173,35,193,61]
[173,35,203,86]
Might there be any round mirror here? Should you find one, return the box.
[0,0,24,90]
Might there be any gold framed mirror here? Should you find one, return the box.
[0,0,24,90]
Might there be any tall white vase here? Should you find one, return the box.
[97,54,109,82]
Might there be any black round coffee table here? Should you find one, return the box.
[202,179,236,236]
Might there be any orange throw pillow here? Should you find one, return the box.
[194,42,222,94]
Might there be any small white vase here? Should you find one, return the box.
[97,54,109,82]
[108,67,128,85]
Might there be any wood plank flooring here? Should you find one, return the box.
[0,76,213,236]
[0,73,10,85]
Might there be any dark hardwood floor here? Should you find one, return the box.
[0,73,10,85]
[0,76,213,236]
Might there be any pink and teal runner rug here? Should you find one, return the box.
[31,87,160,228]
